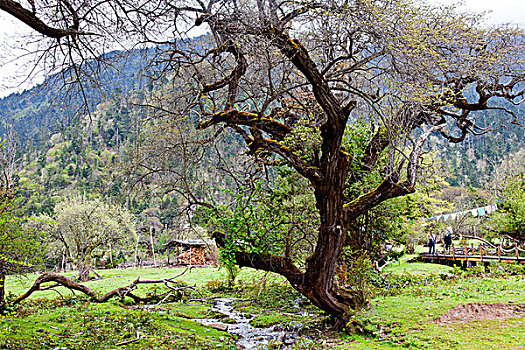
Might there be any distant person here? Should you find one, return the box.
[444,227,453,252]
[428,232,436,255]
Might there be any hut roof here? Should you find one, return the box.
[164,239,210,248]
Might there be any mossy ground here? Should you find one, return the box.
[0,300,236,350]
[2,262,525,349]
[330,263,525,349]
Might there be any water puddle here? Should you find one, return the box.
[194,298,298,349]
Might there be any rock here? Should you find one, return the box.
[286,321,304,331]
[283,335,296,345]
[209,323,228,332]
[277,332,286,343]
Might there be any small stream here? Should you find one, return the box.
[194,298,299,349]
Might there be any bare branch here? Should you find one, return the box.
[0,0,94,38]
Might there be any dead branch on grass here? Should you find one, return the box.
[13,268,198,306]
[13,272,97,304]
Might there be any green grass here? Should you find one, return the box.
[5,266,275,301]
[3,260,525,350]
[331,263,525,350]
[0,301,236,349]
[383,261,453,275]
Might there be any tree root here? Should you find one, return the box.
[12,268,194,306]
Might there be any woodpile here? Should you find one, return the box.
[166,239,218,266]
[177,247,207,265]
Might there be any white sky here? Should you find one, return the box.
[0,0,524,97]
[435,0,525,25]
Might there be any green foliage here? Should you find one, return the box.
[35,195,136,280]
[490,173,525,239]
[341,127,452,258]
[0,195,44,275]
[223,264,241,288]
[0,192,44,314]
[208,184,283,272]
[340,250,376,310]
[281,117,322,163]
[0,302,236,350]
[341,119,374,190]
[205,173,318,270]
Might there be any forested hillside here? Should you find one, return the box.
[0,43,246,229]
[1,41,523,202]
[433,106,525,187]
[0,49,151,143]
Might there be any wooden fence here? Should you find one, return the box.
[420,243,525,264]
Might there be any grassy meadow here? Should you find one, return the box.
[1,260,525,349]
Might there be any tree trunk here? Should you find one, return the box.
[13,270,191,306]
[297,225,351,328]
[109,241,114,268]
[150,227,157,266]
[298,173,351,327]
[230,155,353,329]
[296,126,353,326]
[78,263,90,282]
[13,272,97,304]
[0,271,6,314]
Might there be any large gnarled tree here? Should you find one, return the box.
[2,0,525,326]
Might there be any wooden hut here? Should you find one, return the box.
[164,239,212,266]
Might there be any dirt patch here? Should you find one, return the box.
[434,303,525,324]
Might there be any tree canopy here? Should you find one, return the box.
[0,135,43,313]
[36,195,135,281]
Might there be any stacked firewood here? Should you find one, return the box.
[177,247,207,265]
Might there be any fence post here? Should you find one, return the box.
[480,244,483,261]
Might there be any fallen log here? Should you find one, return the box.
[13,272,97,304]
[13,268,194,306]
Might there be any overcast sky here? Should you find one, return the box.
[1,0,524,97]
[437,0,525,25]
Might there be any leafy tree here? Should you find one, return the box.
[208,172,319,267]
[492,148,525,191]
[3,0,525,327]
[0,134,43,313]
[490,174,525,242]
[484,148,525,242]
[0,192,43,314]
[37,195,136,281]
